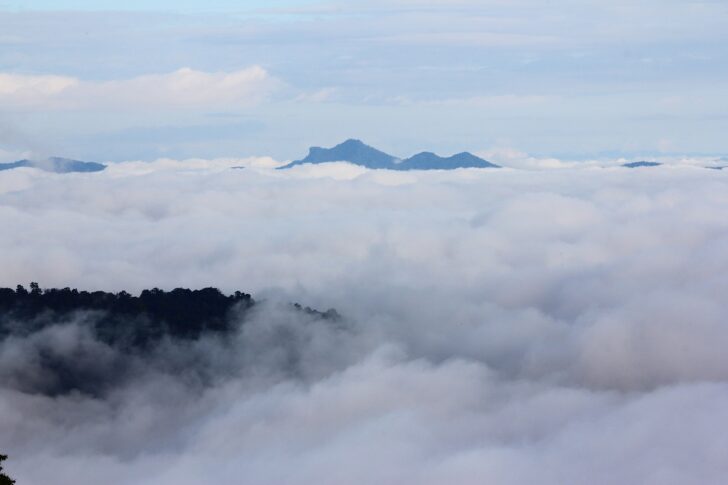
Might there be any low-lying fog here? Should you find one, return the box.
[2,159,728,484]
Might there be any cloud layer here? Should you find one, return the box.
[0,66,275,111]
[2,161,728,484]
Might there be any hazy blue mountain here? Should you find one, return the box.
[280,140,499,170]
[622,161,661,168]
[279,139,397,169]
[0,157,106,173]
[396,151,499,170]
[0,161,27,171]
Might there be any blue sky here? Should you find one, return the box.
[3,0,318,12]
[1,0,727,162]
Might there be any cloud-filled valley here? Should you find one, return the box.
[2,1,726,482]
[1,160,728,484]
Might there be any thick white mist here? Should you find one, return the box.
[2,160,728,484]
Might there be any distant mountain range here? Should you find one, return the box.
[622,161,662,168]
[279,139,500,170]
[0,157,106,173]
[6,151,723,174]
[622,160,728,170]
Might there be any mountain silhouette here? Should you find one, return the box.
[622,161,661,168]
[0,157,106,173]
[397,151,499,170]
[279,139,397,169]
[279,140,499,170]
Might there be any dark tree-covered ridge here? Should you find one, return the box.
[0,283,254,346]
[0,454,15,485]
[0,284,343,398]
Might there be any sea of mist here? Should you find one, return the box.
[2,158,728,484]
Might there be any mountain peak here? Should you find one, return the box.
[398,151,499,170]
[280,139,398,169]
[339,138,366,147]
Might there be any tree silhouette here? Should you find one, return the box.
[0,454,15,485]
[0,283,255,345]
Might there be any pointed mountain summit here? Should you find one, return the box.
[0,157,106,173]
[279,139,398,169]
[396,151,499,170]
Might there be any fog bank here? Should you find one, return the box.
[2,160,728,484]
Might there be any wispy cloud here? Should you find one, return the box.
[0,66,277,111]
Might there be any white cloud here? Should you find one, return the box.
[2,160,728,483]
[104,155,283,176]
[0,72,78,97]
[476,148,589,170]
[0,66,277,111]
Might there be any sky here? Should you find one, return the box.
[1,0,727,162]
[3,3,728,483]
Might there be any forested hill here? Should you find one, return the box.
[0,284,254,345]
[0,284,341,398]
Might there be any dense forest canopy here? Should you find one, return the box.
[0,284,340,398]
[0,283,255,344]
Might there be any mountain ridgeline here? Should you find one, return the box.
[279,139,500,170]
[0,284,254,345]
[0,157,106,173]
[400,151,499,170]
[0,284,340,345]
[622,161,662,168]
